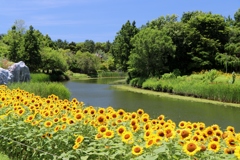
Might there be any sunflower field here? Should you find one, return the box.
[0,85,240,160]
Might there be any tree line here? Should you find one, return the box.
[0,9,240,79]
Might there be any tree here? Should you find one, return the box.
[128,28,176,78]
[14,19,26,34]
[40,47,68,73]
[5,26,23,62]
[80,40,95,53]
[75,52,101,75]
[23,25,41,72]
[184,12,229,71]
[234,8,240,25]
[111,20,139,72]
[54,39,69,49]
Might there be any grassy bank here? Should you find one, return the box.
[112,85,240,108]
[127,70,240,104]
[8,82,70,100]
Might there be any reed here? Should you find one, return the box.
[8,82,70,100]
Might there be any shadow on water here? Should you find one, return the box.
[63,78,240,132]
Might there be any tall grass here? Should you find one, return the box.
[8,82,71,100]
[30,73,51,82]
[131,70,240,103]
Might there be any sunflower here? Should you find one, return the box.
[132,145,143,156]
[53,117,60,123]
[234,146,240,159]
[104,130,114,139]
[180,129,192,140]
[164,127,176,139]
[141,116,149,123]
[131,124,140,132]
[110,112,118,119]
[157,114,165,121]
[178,121,187,129]
[211,124,220,131]
[75,135,84,144]
[117,109,125,117]
[226,126,235,133]
[146,139,155,148]
[144,122,152,131]
[95,133,103,140]
[44,121,53,128]
[144,130,153,140]
[123,115,130,121]
[225,136,237,147]
[117,125,126,136]
[67,119,75,125]
[27,115,35,122]
[96,115,106,124]
[131,112,138,119]
[122,131,133,144]
[215,129,223,138]
[183,140,200,156]
[61,124,67,130]
[72,143,80,150]
[98,125,107,133]
[136,109,144,116]
[208,141,220,153]
[74,113,84,121]
[17,108,25,116]
[54,125,60,132]
[97,108,105,114]
[204,127,215,137]
[157,129,165,138]
[130,119,138,126]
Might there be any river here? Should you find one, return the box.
[63,78,240,132]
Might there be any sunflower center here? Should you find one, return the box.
[187,143,197,152]
[211,144,217,149]
[134,147,141,153]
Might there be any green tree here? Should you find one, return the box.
[40,47,68,73]
[75,52,101,75]
[111,20,139,72]
[23,25,41,72]
[4,26,23,62]
[78,40,95,53]
[234,8,240,25]
[128,28,176,78]
[185,12,229,71]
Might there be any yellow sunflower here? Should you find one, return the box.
[103,130,114,139]
[132,145,143,156]
[183,140,200,156]
[72,143,80,150]
[122,131,133,144]
[117,125,126,136]
[44,121,53,128]
[98,125,107,133]
[145,139,155,148]
[208,141,220,153]
[75,135,84,144]
[225,136,237,148]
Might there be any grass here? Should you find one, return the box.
[7,82,71,100]
[111,84,240,108]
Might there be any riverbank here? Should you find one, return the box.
[112,84,240,108]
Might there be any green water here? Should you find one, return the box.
[63,78,240,132]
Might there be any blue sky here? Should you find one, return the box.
[0,0,239,43]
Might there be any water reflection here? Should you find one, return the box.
[64,79,240,132]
